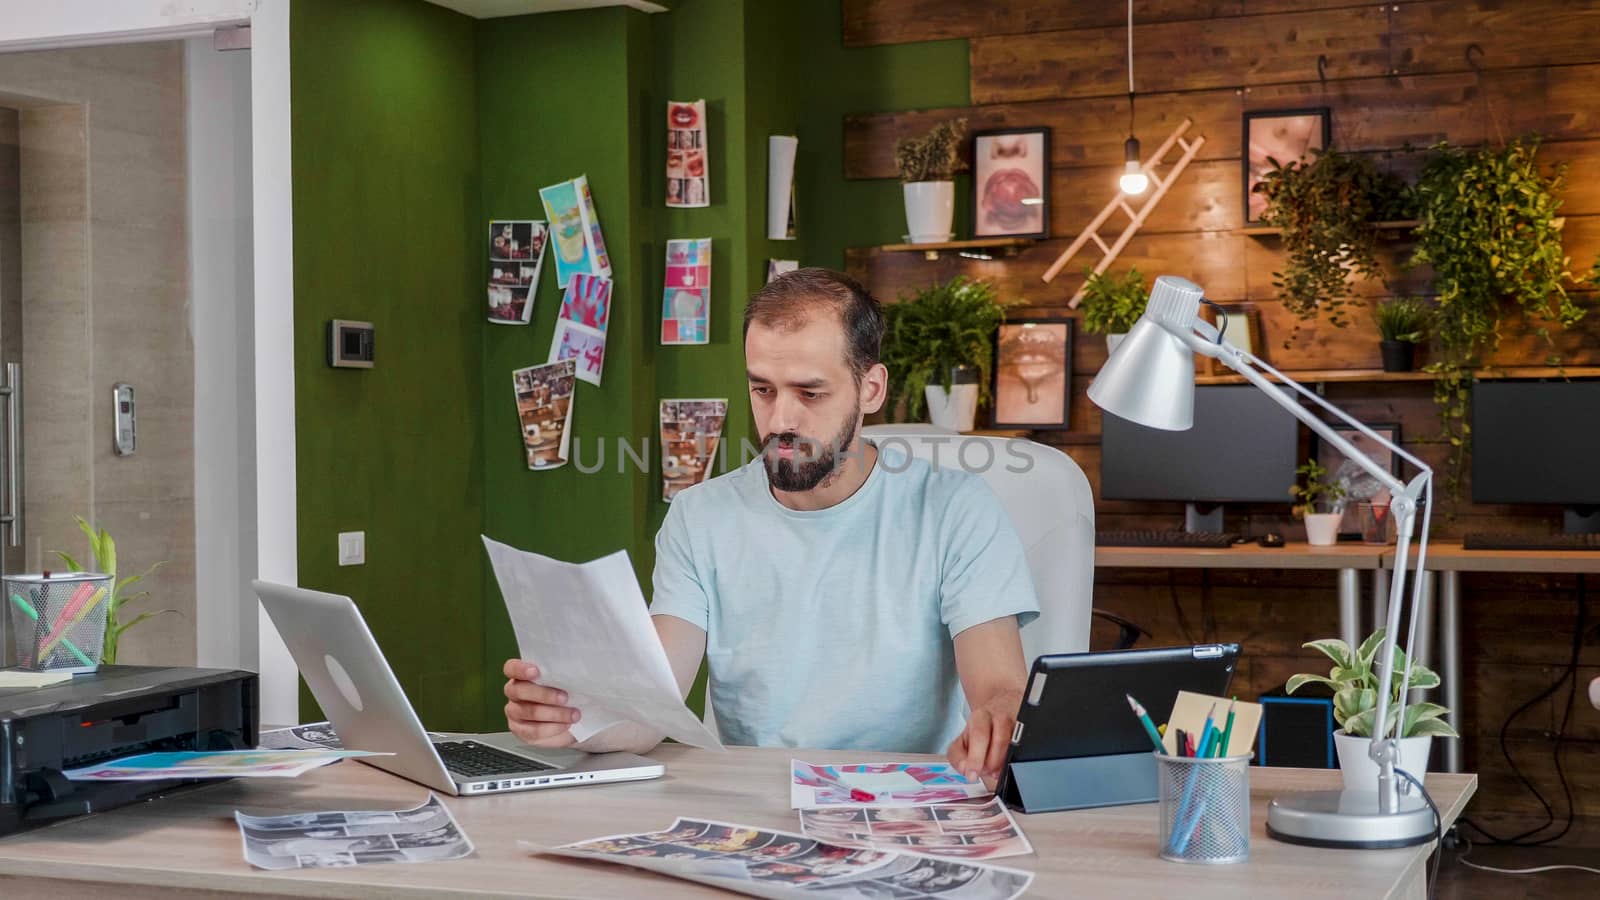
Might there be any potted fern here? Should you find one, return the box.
[1374,296,1431,373]
[1288,629,1457,790]
[1080,268,1147,354]
[881,276,1010,431]
[894,118,967,244]
[1291,458,1345,546]
[54,516,174,665]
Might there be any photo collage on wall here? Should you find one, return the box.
[660,399,728,502]
[486,220,548,324]
[513,360,576,470]
[551,273,613,387]
[661,238,712,346]
[666,99,709,209]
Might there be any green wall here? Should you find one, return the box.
[291,0,485,730]
[290,0,970,731]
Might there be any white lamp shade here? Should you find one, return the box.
[1086,275,1206,431]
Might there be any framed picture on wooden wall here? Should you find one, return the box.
[992,318,1072,429]
[1242,108,1330,224]
[1316,422,1402,537]
[972,127,1051,239]
[1200,303,1263,375]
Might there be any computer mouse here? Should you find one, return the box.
[1259,533,1285,548]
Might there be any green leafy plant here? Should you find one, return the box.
[1287,630,1458,739]
[1289,458,1346,518]
[893,118,969,184]
[54,515,175,665]
[1080,268,1147,335]
[1258,149,1413,329]
[1410,139,1586,493]
[881,276,1011,422]
[1375,296,1432,343]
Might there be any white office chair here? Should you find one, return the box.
[861,424,1094,661]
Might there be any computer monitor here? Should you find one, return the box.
[1100,385,1301,532]
[1472,380,1600,533]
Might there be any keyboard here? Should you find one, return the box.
[1096,530,1242,548]
[1461,532,1600,551]
[434,740,554,777]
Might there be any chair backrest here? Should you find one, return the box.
[861,425,1095,661]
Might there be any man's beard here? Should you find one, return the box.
[762,403,861,493]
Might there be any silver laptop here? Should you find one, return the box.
[253,580,664,796]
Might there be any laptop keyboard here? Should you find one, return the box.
[435,740,554,778]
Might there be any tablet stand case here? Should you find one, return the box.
[1000,750,1157,813]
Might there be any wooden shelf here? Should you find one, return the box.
[1237,217,1563,237]
[1193,365,1600,385]
[876,237,1036,260]
[1237,220,1420,237]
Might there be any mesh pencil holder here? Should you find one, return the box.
[4,573,112,674]
[1157,753,1251,864]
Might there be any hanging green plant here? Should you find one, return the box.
[1409,139,1587,493]
[1257,149,1413,330]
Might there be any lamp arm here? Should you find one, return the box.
[1172,320,1438,814]
[1177,329,1413,500]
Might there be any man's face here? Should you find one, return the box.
[745,312,886,493]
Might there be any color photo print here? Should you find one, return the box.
[513,359,576,470]
[487,220,548,324]
[235,794,473,871]
[661,237,712,345]
[661,398,728,501]
[799,798,1033,862]
[666,99,709,208]
[791,761,987,808]
[540,817,1033,899]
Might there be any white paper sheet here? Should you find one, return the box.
[767,136,798,240]
[482,536,723,749]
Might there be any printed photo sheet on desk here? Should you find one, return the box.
[482,536,723,749]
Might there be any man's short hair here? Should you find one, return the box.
[743,268,884,382]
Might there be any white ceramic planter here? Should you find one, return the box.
[1304,512,1342,546]
[903,181,955,244]
[1333,730,1432,791]
[1106,333,1127,356]
[925,384,979,432]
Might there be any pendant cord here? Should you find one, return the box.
[1126,0,1136,137]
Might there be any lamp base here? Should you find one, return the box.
[1265,790,1434,849]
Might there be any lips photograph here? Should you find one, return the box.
[972,127,1049,239]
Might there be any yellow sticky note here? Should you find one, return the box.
[1162,691,1264,757]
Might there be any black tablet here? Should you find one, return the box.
[997,643,1241,812]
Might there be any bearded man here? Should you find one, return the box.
[501,268,1038,782]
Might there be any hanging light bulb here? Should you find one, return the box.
[1120,136,1149,195]
[1118,0,1148,195]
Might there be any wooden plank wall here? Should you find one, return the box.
[841,0,1600,840]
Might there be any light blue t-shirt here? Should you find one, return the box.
[648,442,1039,753]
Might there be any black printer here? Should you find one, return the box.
[0,666,257,836]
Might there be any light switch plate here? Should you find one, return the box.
[338,531,365,566]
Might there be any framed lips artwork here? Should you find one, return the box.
[971,127,1050,240]
[666,99,709,208]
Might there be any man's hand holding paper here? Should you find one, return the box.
[484,536,723,752]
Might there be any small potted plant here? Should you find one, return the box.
[54,515,174,665]
[1288,629,1457,790]
[1374,296,1431,373]
[894,118,968,244]
[1080,268,1147,354]
[1291,458,1346,546]
[881,276,1010,431]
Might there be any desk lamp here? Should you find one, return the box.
[1090,275,1436,847]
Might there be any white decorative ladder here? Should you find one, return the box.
[1041,117,1206,306]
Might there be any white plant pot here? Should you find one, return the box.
[903,181,955,244]
[1334,730,1432,791]
[925,384,979,432]
[1304,512,1342,546]
[1106,333,1127,356]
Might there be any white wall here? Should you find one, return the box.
[0,0,299,724]
[188,36,256,671]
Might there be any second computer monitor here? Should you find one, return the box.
[1101,385,1301,527]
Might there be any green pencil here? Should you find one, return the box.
[9,592,94,668]
[1219,696,1238,757]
